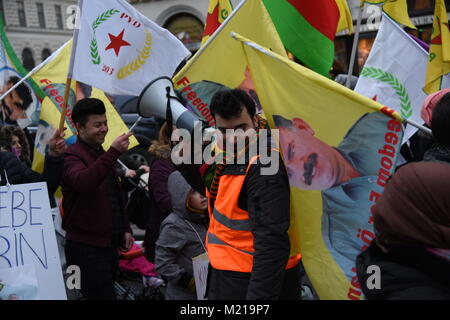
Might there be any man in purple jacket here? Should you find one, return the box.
[62,98,134,300]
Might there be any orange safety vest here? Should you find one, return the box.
[206,155,300,273]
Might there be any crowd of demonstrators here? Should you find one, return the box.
[61,98,134,300]
[155,171,209,300]
[143,122,176,263]
[0,67,448,302]
[356,90,450,300]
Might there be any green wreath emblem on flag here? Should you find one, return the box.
[360,67,413,119]
[117,31,152,80]
[90,8,120,65]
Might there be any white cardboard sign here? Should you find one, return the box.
[0,182,66,300]
[192,252,209,300]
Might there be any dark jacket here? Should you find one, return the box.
[400,130,435,162]
[61,138,131,248]
[0,151,63,199]
[356,242,450,300]
[144,157,176,262]
[155,171,209,300]
[178,149,296,300]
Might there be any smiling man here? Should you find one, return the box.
[61,98,134,300]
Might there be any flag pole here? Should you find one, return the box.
[128,116,142,133]
[346,4,363,88]
[59,0,83,131]
[404,118,432,135]
[59,77,73,131]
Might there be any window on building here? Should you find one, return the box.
[22,48,35,71]
[42,48,51,62]
[17,0,26,27]
[37,3,45,28]
[55,5,63,30]
[164,14,204,53]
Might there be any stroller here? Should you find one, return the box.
[115,164,166,300]
[114,241,165,300]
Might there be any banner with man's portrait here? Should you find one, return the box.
[0,40,41,128]
[238,35,404,300]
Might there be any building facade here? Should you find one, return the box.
[2,0,450,75]
[130,0,240,52]
[1,0,76,70]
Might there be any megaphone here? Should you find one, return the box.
[137,76,201,133]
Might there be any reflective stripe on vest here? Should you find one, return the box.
[206,153,301,273]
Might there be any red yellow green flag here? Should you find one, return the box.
[423,0,450,94]
[262,0,341,76]
[173,0,287,127]
[201,0,233,46]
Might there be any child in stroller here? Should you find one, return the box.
[115,241,165,300]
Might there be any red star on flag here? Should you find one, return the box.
[105,29,131,56]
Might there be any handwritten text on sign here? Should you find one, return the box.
[0,182,66,300]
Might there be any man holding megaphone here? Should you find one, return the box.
[61,98,134,300]
[137,78,301,300]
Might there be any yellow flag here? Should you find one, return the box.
[235,33,404,300]
[173,0,286,126]
[201,0,234,46]
[31,40,138,173]
[336,0,354,34]
[361,0,416,29]
[424,0,450,94]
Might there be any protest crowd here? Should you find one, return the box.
[0,0,449,302]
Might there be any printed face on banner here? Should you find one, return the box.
[0,72,39,127]
[273,110,403,300]
[274,115,345,190]
[0,43,40,127]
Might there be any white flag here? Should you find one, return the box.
[355,14,450,142]
[71,0,190,96]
